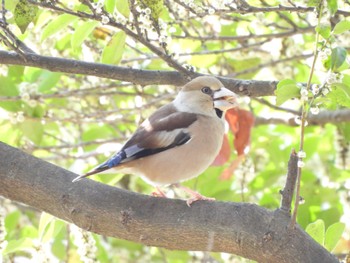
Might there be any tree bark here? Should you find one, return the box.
[0,142,339,263]
[0,50,277,97]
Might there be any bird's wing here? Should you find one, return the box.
[73,104,197,181]
[119,103,198,162]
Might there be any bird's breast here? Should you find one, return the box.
[123,115,225,185]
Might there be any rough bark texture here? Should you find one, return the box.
[0,50,277,97]
[0,142,339,263]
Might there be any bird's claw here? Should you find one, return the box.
[152,187,167,198]
[186,194,215,207]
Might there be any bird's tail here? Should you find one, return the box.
[72,163,110,182]
[72,151,125,182]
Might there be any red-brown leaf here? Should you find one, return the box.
[212,134,230,166]
[220,154,245,180]
[226,109,254,155]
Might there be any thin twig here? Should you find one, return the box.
[290,2,323,229]
[254,98,300,115]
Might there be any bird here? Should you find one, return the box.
[73,76,239,206]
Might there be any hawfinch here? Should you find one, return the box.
[73,76,238,205]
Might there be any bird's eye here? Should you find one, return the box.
[201,86,212,95]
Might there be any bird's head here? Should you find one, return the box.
[174,76,239,115]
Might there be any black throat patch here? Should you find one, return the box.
[215,108,223,118]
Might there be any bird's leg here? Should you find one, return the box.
[151,186,167,198]
[174,184,216,207]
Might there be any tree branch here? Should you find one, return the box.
[280,150,298,214]
[255,109,350,126]
[0,50,277,97]
[0,142,339,263]
[173,26,314,41]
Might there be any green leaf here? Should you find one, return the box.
[3,238,33,255]
[5,210,21,233]
[82,124,115,142]
[41,220,58,243]
[333,20,350,35]
[316,24,331,39]
[52,237,66,260]
[116,0,130,17]
[325,222,345,251]
[275,79,300,106]
[105,0,116,13]
[326,0,338,16]
[328,85,350,108]
[14,0,38,33]
[19,119,44,145]
[307,0,322,7]
[31,105,45,118]
[37,71,62,93]
[306,219,325,245]
[330,47,347,71]
[0,76,22,112]
[71,21,99,49]
[41,14,79,41]
[101,31,126,65]
[0,78,19,97]
[143,0,163,20]
[227,57,261,79]
[190,54,217,68]
[21,225,38,239]
[336,123,350,141]
[4,0,19,12]
[38,212,54,241]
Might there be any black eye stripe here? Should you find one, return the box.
[201,86,212,95]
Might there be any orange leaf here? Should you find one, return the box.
[226,109,254,155]
[220,154,245,180]
[225,108,239,133]
[212,134,230,166]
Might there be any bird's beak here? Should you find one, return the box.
[213,87,239,111]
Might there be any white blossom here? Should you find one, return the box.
[16,111,25,123]
[144,8,151,15]
[28,100,38,108]
[300,88,308,97]
[311,84,319,95]
[322,88,330,95]
[71,225,97,263]
[5,11,13,20]
[319,48,331,60]
[169,27,177,33]
[297,160,305,168]
[298,151,306,158]
[326,73,338,84]
[21,92,30,102]
[101,15,110,24]
[207,7,215,15]
[310,106,320,115]
[294,116,302,125]
[0,206,7,258]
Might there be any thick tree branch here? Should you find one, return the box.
[0,142,339,263]
[0,50,277,97]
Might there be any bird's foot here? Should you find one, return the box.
[175,185,215,207]
[186,194,215,207]
[151,186,167,198]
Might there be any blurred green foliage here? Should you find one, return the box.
[0,0,349,262]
